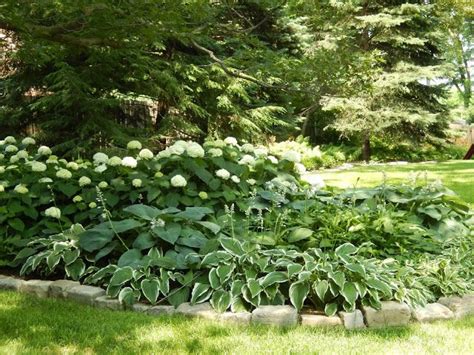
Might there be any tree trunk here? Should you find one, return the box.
[362,134,371,162]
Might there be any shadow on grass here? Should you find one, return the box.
[0,291,416,353]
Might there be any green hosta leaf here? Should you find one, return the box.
[289,281,309,311]
[8,218,25,232]
[345,263,366,277]
[231,296,248,313]
[118,286,135,305]
[217,264,234,284]
[123,204,161,220]
[340,282,358,307]
[314,280,329,301]
[287,263,303,278]
[324,302,338,316]
[196,221,221,234]
[65,258,85,281]
[328,271,345,289]
[335,243,357,258]
[211,290,232,313]
[62,248,80,265]
[287,228,313,243]
[133,233,155,250]
[417,206,442,220]
[141,279,160,304]
[354,282,367,298]
[94,242,117,262]
[247,279,262,298]
[46,253,61,270]
[209,268,221,289]
[167,287,190,308]
[176,207,213,221]
[117,249,143,268]
[109,266,134,286]
[108,219,143,233]
[231,280,244,297]
[79,229,114,252]
[366,278,392,297]
[219,238,245,257]
[191,283,211,304]
[152,223,181,245]
[201,251,233,266]
[260,271,288,288]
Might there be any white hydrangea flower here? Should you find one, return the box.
[39,177,53,184]
[0,154,4,160]
[94,165,107,173]
[122,156,138,168]
[89,202,97,209]
[98,181,108,189]
[247,178,257,185]
[0,140,4,146]
[171,174,187,187]
[127,140,142,150]
[157,149,171,158]
[224,137,238,146]
[0,166,5,174]
[79,176,92,187]
[208,148,223,157]
[169,143,186,155]
[93,152,109,164]
[132,178,143,188]
[216,169,231,180]
[56,169,72,179]
[66,162,79,170]
[4,136,16,144]
[38,146,52,156]
[294,163,306,174]
[231,175,240,183]
[254,147,268,157]
[14,184,29,194]
[282,150,301,163]
[31,162,47,172]
[155,171,164,178]
[107,156,122,166]
[73,195,83,203]
[268,155,278,164]
[59,159,68,164]
[10,156,19,163]
[186,142,205,158]
[21,137,36,146]
[5,145,18,153]
[45,207,61,219]
[238,154,256,166]
[241,143,254,153]
[46,155,59,164]
[198,191,208,199]
[0,185,4,192]
[139,148,154,160]
[16,150,28,159]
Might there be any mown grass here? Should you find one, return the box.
[0,291,473,354]
[316,160,474,204]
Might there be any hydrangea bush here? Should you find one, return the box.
[1,136,472,315]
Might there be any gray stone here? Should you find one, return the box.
[147,305,175,316]
[67,285,105,305]
[20,280,53,298]
[412,303,454,323]
[438,294,474,318]
[301,314,343,327]
[176,302,219,320]
[131,303,152,313]
[251,305,298,326]
[49,280,80,298]
[219,312,251,324]
[0,277,24,291]
[95,296,123,310]
[338,310,366,329]
[362,301,411,328]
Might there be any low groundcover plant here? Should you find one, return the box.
[0,136,472,315]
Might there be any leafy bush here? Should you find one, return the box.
[1,135,473,315]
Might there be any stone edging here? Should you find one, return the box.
[1,275,473,328]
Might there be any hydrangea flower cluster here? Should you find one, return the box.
[45,207,61,219]
[171,174,187,187]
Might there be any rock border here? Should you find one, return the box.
[1,275,472,328]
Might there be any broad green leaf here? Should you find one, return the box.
[247,279,262,298]
[141,279,160,304]
[324,302,338,316]
[287,228,313,243]
[289,281,309,311]
[65,258,85,280]
[260,271,288,288]
[219,237,245,257]
[287,263,303,278]
[176,207,213,221]
[123,204,161,220]
[328,271,345,289]
[117,249,142,268]
[340,282,358,307]
[217,264,234,283]
[118,286,135,305]
[167,287,190,308]
[314,280,329,301]
[152,223,181,245]
[196,221,221,234]
[345,263,366,277]
[8,218,25,232]
[191,283,211,304]
[79,228,114,252]
[209,268,220,289]
[366,278,392,296]
[62,248,80,265]
[335,243,357,257]
[210,290,232,313]
[133,232,155,250]
[46,253,61,270]
[109,266,134,286]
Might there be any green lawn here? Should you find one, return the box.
[0,291,473,354]
[316,160,474,204]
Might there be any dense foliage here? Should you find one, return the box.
[1,136,472,315]
[1,1,471,158]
